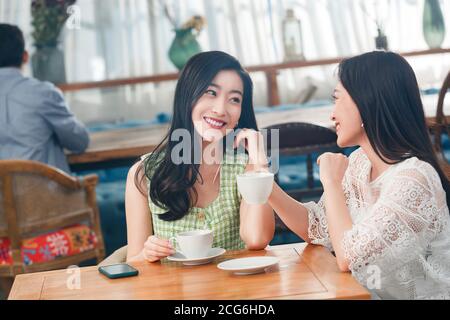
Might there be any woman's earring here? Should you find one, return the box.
[361,123,364,128]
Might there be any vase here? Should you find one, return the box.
[375,28,389,50]
[423,0,446,49]
[31,45,67,84]
[168,28,202,70]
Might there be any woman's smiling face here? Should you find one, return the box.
[331,81,365,148]
[191,70,243,142]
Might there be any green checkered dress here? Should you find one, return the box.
[142,151,248,250]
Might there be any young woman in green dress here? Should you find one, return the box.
[125,51,275,262]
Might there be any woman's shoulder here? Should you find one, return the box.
[392,156,441,188]
[141,151,165,163]
[348,148,440,187]
[138,151,166,182]
[378,157,448,213]
[347,147,367,164]
[344,148,370,178]
[384,157,448,220]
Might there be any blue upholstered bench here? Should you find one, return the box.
[74,167,128,256]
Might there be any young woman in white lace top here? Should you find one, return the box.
[267,51,450,299]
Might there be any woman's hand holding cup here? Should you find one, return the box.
[141,235,176,262]
[234,129,274,205]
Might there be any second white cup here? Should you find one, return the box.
[236,171,274,205]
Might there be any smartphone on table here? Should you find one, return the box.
[98,263,139,279]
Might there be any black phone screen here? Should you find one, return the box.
[99,263,139,279]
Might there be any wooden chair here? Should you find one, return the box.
[264,122,342,240]
[432,70,450,163]
[0,160,105,293]
[443,163,450,180]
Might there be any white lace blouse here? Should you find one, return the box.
[304,148,450,299]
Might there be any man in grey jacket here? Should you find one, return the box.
[0,24,89,173]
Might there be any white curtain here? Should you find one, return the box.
[1,0,450,124]
[0,0,32,75]
[0,0,30,29]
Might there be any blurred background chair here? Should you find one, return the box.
[443,164,450,180]
[0,160,105,298]
[430,70,450,179]
[432,70,450,162]
[265,122,341,200]
[79,167,129,257]
[264,122,343,245]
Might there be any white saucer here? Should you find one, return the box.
[167,247,226,265]
[217,256,280,275]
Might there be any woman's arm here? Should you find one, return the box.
[235,128,312,247]
[239,163,275,250]
[266,183,312,243]
[125,161,176,262]
[125,161,153,261]
[266,153,352,271]
[317,153,353,271]
[321,181,352,271]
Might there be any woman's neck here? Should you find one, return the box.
[360,140,392,183]
[201,139,223,165]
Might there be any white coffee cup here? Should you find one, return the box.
[236,171,274,205]
[169,229,213,259]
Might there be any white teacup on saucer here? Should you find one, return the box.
[169,229,213,259]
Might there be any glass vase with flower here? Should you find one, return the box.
[30,0,76,84]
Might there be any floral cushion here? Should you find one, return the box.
[0,224,98,266]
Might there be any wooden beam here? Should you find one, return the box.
[56,48,450,109]
[265,70,280,106]
[57,48,450,93]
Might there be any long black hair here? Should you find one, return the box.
[338,51,449,206]
[135,51,258,221]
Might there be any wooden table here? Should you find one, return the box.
[8,243,370,300]
[68,124,168,170]
[68,94,449,171]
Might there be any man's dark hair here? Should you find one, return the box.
[0,24,25,68]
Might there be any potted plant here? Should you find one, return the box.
[30,0,76,84]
